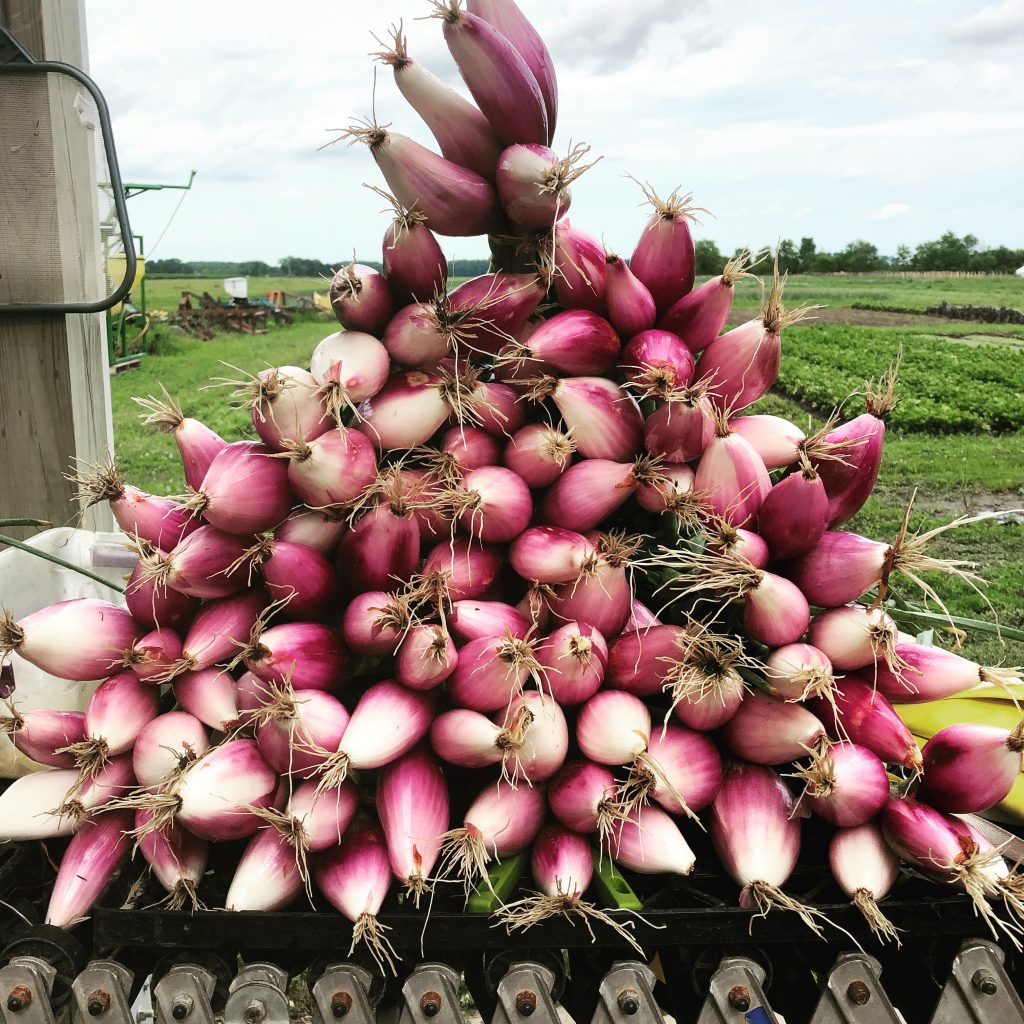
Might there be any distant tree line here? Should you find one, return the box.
[148,233,1023,279]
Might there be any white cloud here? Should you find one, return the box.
[950,0,1024,43]
[875,203,911,220]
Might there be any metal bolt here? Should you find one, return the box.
[972,969,998,996]
[87,990,111,1017]
[617,989,640,1016]
[727,986,750,1012]
[846,981,871,1006]
[171,994,194,1021]
[331,992,352,1019]
[243,998,266,1024]
[515,991,537,1016]
[7,986,32,1013]
[420,991,442,1018]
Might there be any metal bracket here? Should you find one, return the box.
[491,962,559,1024]
[399,963,462,1024]
[224,964,290,1024]
[312,964,376,1024]
[930,939,1024,1024]
[697,956,780,1024]
[152,965,216,1024]
[809,953,902,1024]
[71,961,134,1024]
[0,956,57,1024]
[590,961,660,1024]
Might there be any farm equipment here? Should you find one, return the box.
[173,290,271,339]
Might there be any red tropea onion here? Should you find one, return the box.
[422,537,504,601]
[45,810,133,928]
[441,425,502,470]
[376,28,501,179]
[184,441,293,537]
[715,554,812,647]
[624,598,661,634]
[605,254,657,338]
[495,143,588,230]
[310,331,391,423]
[173,668,241,733]
[141,526,252,601]
[630,182,703,315]
[694,414,771,526]
[793,740,889,827]
[396,625,458,690]
[347,124,501,237]
[0,765,122,842]
[917,720,1024,813]
[450,600,531,643]
[126,563,199,631]
[552,220,608,313]
[711,762,821,932]
[337,504,419,595]
[165,589,268,680]
[611,804,695,876]
[243,366,328,453]
[541,375,643,460]
[517,309,620,375]
[449,465,533,544]
[705,520,770,569]
[430,707,516,770]
[314,817,399,972]
[447,273,546,357]
[225,827,303,913]
[807,675,922,771]
[548,760,619,836]
[528,824,593,898]
[763,643,837,703]
[244,621,349,693]
[467,0,558,137]
[72,671,160,773]
[137,813,209,909]
[360,371,456,451]
[440,779,545,894]
[509,526,596,584]
[121,627,182,683]
[643,724,723,815]
[728,414,806,470]
[135,388,227,492]
[468,380,528,436]
[276,506,348,556]
[829,823,902,944]
[576,690,649,766]
[643,384,716,463]
[815,364,898,526]
[501,690,569,782]
[621,329,695,401]
[757,459,829,560]
[315,681,434,789]
[807,605,901,673]
[503,423,574,488]
[383,301,453,368]
[255,685,350,779]
[606,625,686,698]
[551,534,635,638]
[382,199,449,305]
[248,538,339,622]
[537,622,608,705]
[377,746,450,904]
[720,691,825,765]
[446,633,543,712]
[538,459,639,532]
[0,598,140,682]
[285,780,360,854]
[0,707,86,769]
[133,711,208,789]
[342,591,411,656]
[872,642,989,704]
[658,250,761,352]
[284,427,378,506]
[329,262,395,336]
[436,1,548,147]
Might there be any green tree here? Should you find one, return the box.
[798,237,817,272]
[891,244,913,270]
[912,232,978,271]
[776,239,800,274]
[694,239,724,275]
[835,240,885,273]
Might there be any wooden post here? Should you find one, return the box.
[0,0,114,535]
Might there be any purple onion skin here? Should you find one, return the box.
[261,541,340,622]
[643,397,715,463]
[468,0,558,139]
[756,468,829,560]
[447,273,546,356]
[553,221,608,314]
[785,531,888,608]
[329,264,395,336]
[631,209,696,317]
[699,321,781,413]
[384,219,448,305]
[606,625,685,697]
[806,743,890,827]
[872,643,981,705]
[246,623,349,694]
[605,256,657,339]
[815,413,885,527]
[621,329,695,391]
[658,274,734,353]
[917,723,1023,813]
[524,309,621,375]
[441,7,548,147]
[198,441,294,537]
[126,563,199,630]
[336,505,420,595]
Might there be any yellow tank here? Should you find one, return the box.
[107,254,146,313]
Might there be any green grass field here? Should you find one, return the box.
[110,274,1024,663]
[143,276,328,312]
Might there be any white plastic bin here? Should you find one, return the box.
[0,528,136,778]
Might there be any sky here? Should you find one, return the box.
[85,0,1024,265]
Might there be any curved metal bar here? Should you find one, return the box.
[0,58,136,315]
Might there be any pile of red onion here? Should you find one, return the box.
[2,0,1022,969]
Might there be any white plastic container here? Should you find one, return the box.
[0,528,136,778]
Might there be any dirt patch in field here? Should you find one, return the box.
[726,306,1023,331]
